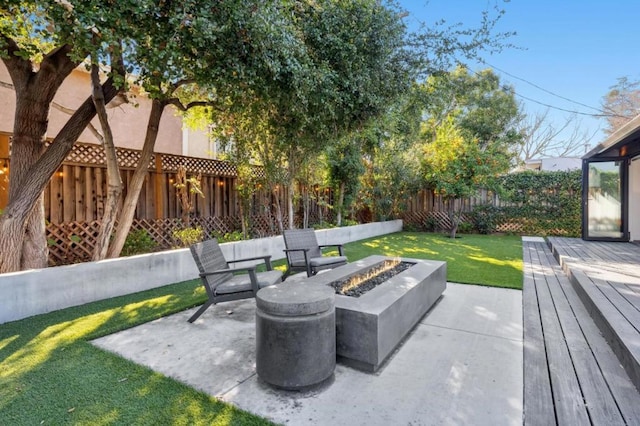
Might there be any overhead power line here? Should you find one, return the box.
[467,68,625,118]
[480,60,607,114]
[507,89,616,117]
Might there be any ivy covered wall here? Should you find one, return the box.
[470,170,582,236]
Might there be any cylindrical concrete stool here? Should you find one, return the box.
[256,282,336,390]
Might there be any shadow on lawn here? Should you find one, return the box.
[0,280,273,425]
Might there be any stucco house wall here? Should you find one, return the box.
[0,62,211,157]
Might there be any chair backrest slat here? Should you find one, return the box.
[190,239,233,291]
[283,229,322,264]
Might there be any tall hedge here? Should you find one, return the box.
[471,170,582,236]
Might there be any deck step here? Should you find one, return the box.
[548,237,640,393]
[523,240,640,425]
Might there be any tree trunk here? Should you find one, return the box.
[239,198,248,239]
[0,65,117,272]
[287,182,295,229]
[302,185,310,229]
[272,186,284,234]
[336,181,345,227]
[21,196,48,269]
[91,65,123,261]
[448,199,461,239]
[108,99,165,258]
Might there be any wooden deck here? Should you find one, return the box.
[523,238,640,425]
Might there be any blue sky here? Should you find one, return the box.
[397,0,640,151]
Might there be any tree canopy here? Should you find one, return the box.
[419,67,523,237]
[1,0,516,272]
[601,76,640,135]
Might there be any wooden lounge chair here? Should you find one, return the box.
[282,228,347,279]
[188,239,283,323]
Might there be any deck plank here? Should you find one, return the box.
[547,237,640,395]
[547,253,640,424]
[523,239,640,425]
[538,247,624,424]
[522,243,556,426]
[527,242,590,425]
[611,281,640,306]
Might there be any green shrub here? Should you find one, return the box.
[424,215,439,232]
[121,229,157,256]
[457,221,474,234]
[403,222,420,232]
[212,230,244,243]
[341,218,359,227]
[172,227,204,248]
[469,205,498,234]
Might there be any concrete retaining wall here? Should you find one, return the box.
[0,220,402,324]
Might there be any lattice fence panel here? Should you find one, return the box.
[47,221,101,266]
[46,211,341,266]
[161,154,237,176]
[495,221,525,234]
[402,211,526,234]
[130,218,184,248]
[59,142,154,169]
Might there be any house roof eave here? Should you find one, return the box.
[583,114,640,159]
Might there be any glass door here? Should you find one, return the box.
[583,159,628,240]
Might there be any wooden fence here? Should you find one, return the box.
[1,134,573,265]
[404,188,502,214]
[45,213,333,266]
[401,188,526,234]
[0,135,334,265]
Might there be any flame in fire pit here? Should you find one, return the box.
[337,258,402,295]
[329,258,416,297]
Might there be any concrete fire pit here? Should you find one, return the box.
[303,255,447,372]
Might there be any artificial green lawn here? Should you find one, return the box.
[0,231,521,424]
[342,232,523,289]
[0,280,272,425]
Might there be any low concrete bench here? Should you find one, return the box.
[255,282,336,390]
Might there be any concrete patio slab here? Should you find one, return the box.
[92,283,523,425]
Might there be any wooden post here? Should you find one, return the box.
[0,134,10,210]
[154,155,163,219]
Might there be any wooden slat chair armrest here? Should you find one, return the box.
[283,248,312,265]
[200,268,239,277]
[283,248,312,277]
[319,244,344,256]
[227,255,274,270]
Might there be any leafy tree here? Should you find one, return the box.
[0,1,136,272]
[209,0,416,230]
[327,136,365,226]
[106,0,306,258]
[0,1,310,270]
[601,76,640,135]
[356,92,423,222]
[420,67,522,238]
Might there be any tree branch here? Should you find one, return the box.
[165,98,222,112]
[6,77,118,222]
[1,35,34,92]
[37,44,80,89]
[170,78,195,93]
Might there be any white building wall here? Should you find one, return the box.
[540,157,581,171]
